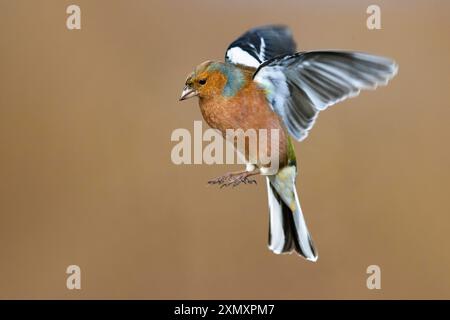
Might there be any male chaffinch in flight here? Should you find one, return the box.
[179,25,398,261]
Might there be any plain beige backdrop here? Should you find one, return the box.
[0,0,449,299]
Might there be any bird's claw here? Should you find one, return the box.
[224,174,257,188]
[208,172,257,188]
[207,173,233,185]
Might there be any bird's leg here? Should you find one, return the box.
[208,168,260,188]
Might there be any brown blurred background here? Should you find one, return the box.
[0,0,449,299]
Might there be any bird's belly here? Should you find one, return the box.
[199,98,288,170]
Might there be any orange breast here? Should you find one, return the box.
[198,81,288,168]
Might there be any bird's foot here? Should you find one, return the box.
[222,172,257,188]
[208,171,257,188]
[207,172,234,185]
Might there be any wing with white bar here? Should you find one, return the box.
[225,25,296,68]
[253,51,398,141]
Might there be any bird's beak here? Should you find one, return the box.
[179,85,198,101]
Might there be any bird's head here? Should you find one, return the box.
[179,61,245,101]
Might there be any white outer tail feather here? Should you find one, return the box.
[266,179,286,254]
[292,183,317,262]
[266,175,318,262]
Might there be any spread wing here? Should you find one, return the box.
[253,51,398,141]
[225,25,296,68]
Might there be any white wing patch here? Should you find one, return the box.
[258,38,266,62]
[226,47,260,68]
[224,25,297,68]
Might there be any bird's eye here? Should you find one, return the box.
[199,79,207,85]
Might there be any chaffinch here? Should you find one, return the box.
[179,25,398,261]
